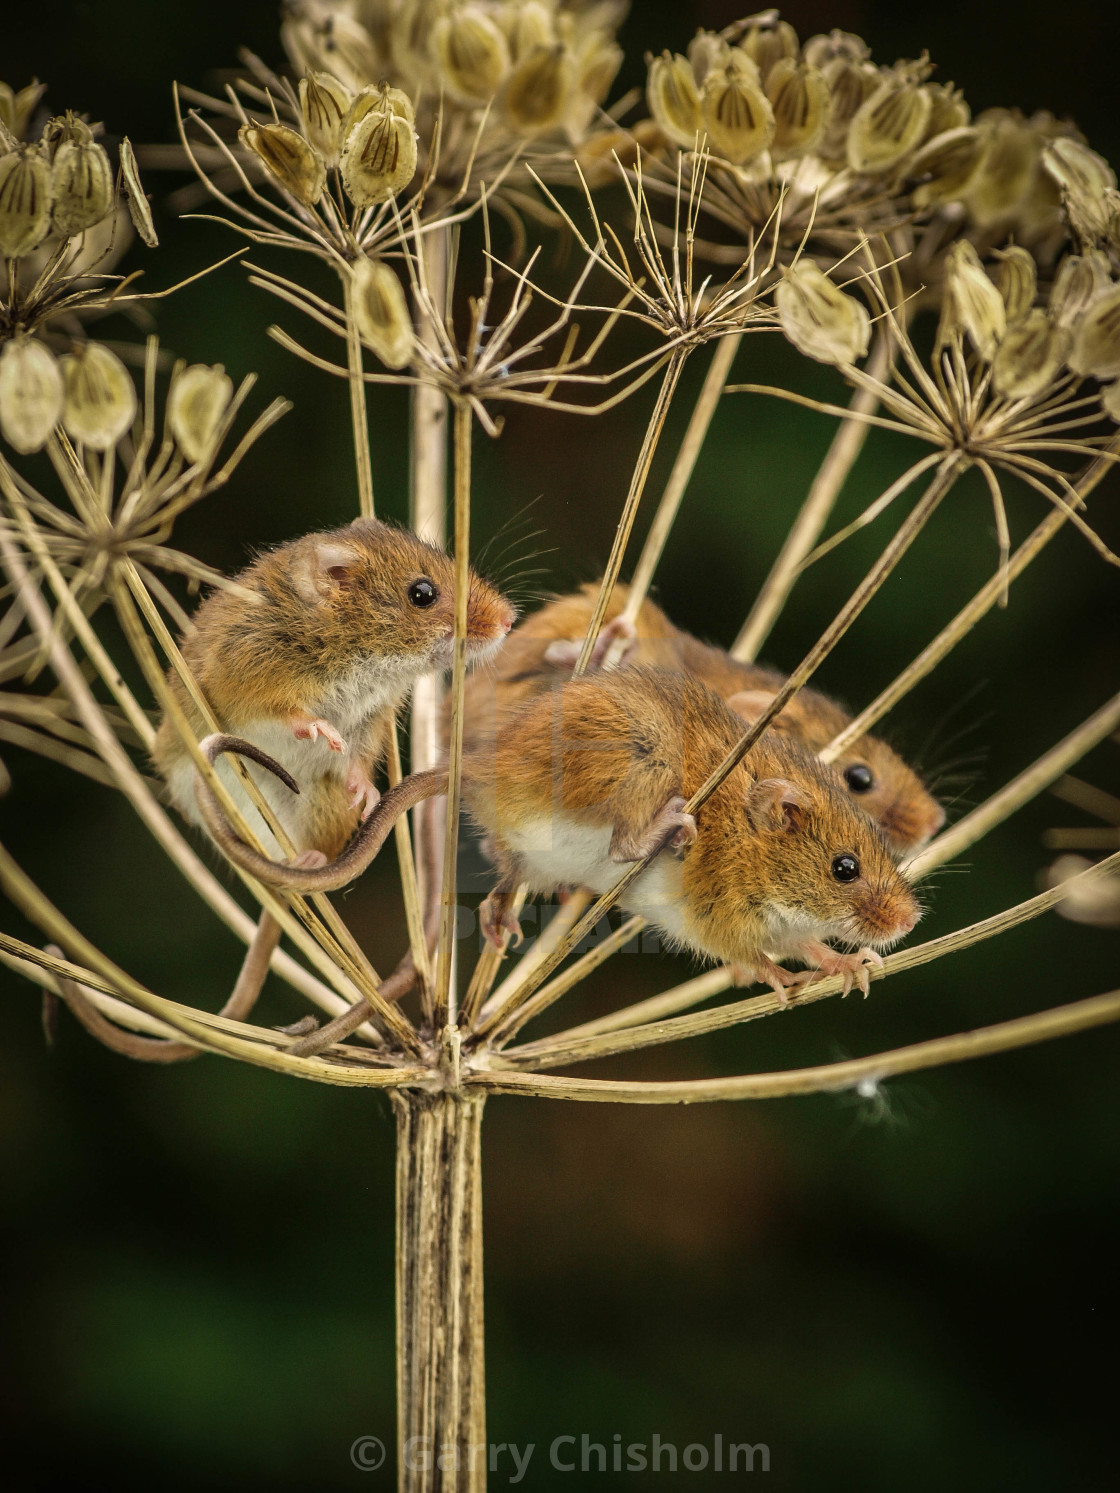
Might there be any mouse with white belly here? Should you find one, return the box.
[461,668,921,996]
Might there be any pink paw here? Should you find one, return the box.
[480,891,523,950]
[289,849,328,869]
[292,716,347,754]
[345,769,381,820]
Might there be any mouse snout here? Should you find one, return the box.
[852,877,921,944]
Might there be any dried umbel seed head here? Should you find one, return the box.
[701,53,773,165]
[340,100,418,207]
[168,363,234,464]
[499,0,554,60]
[739,18,799,85]
[1069,282,1120,379]
[239,122,325,207]
[992,311,1070,400]
[0,81,47,141]
[815,54,875,160]
[924,82,970,138]
[1049,250,1112,329]
[59,343,137,451]
[802,30,870,69]
[687,29,731,88]
[992,245,1037,323]
[776,260,870,366]
[282,9,380,95]
[573,30,623,110]
[299,71,351,168]
[766,58,828,157]
[647,51,703,149]
[434,7,510,103]
[963,112,1038,226]
[847,72,932,174]
[341,83,416,140]
[50,137,113,237]
[1043,136,1118,246]
[937,241,1005,361]
[0,338,63,453]
[0,147,53,258]
[119,137,157,247]
[350,256,413,369]
[503,44,574,134]
[907,126,984,210]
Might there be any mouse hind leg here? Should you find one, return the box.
[609,795,697,863]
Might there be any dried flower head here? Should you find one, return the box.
[0,147,53,258]
[340,95,418,207]
[167,363,235,464]
[350,256,413,369]
[58,342,137,450]
[50,136,113,237]
[776,259,870,365]
[433,7,510,103]
[239,120,326,206]
[298,70,351,167]
[701,52,773,165]
[937,240,1006,360]
[0,337,62,453]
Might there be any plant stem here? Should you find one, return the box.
[394,1091,486,1492]
[344,269,376,519]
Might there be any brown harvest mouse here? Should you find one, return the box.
[459,582,945,857]
[461,668,921,996]
[154,517,515,866]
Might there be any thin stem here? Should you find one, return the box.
[386,717,434,997]
[344,268,376,518]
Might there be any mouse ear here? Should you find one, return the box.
[291,539,362,603]
[726,689,792,733]
[748,776,810,833]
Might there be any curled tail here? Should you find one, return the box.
[194,733,448,890]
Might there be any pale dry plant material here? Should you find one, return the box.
[3,13,1120,1490]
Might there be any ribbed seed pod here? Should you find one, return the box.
[647,52,704,150]
[119,138,158,247]
[964,114,1038,226]
[1044,136,1118,246]
[936,242,1006,361]
[341,84,415,142]
[992,311,1070,400]
[739,20,799,86]
[816,57,875,161]
[801,31,869,69]
[239,122,325,207]
[51,138,113,237]
[701,54,774,165]
[908,126,985,210]
[281,12,380,95]
[0,81,47,141]
[299,72,351,168]
[499,0,554,61]
[168,364,234,464]
[776,261,870,366]
[766,58,829,157]
[0,148,53,258]
[1069,283,1120,379]
[503,45,574,135]
[59,343,137,451]
[433,7,511,103]
[992,246,1037,323]
[340,102,417,207]
[923,83,970,139]
[575,31,623,108]
[0,338,63,454]
[847,73,932,173]
[687,29,731,87]
[1050,251,1112,329]
[350,256,413,370]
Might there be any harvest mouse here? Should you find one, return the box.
[461,668,921,996]
[460,582,945,856]
[154,517,515,864]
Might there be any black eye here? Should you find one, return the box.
[844,764,874,794]
[408,578,438,608]
[831,854,860,883]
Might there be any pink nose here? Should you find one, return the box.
[898,906,919,934]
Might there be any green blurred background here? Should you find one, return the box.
[2,2,1119,1488]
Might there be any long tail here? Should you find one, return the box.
[194,733,448,891]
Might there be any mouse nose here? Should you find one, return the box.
[899,906,919,934]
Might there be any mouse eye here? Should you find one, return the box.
[831,853,860,883]
[844,764,874,794]
[408,578,438,608]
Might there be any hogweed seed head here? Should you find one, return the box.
[340,97,417,207]
[502,44,574,135]
[299,71,351,168]
[0,338,63,453]
[434,7,510,103]
[50,136,113,237]
[992,310,1069,400]
[1043,135,1118,246]
[847,71,931,174]
[963,112,1037,226]
[168,363,234,464]
[924,82,970,137]
[701,53,773,165]
[499,0,553,60]
[739,18,799,85]
[119,137,157,247]
[766,58,829,157]
[937,241,1006,361]
[0,80,47,141]
[0,147,53,258]
[1068,282,1120,379]
[908,126,985,210]
[1049,249,1112,329]
[647,51,703,150]
[992,245,1037,323]
[59,342,137,450]
[686,30,731,88]
[776,260,870,365]
[350,256,413,369]
[239,121,325,207]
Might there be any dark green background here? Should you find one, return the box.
[2,3,1119,1488]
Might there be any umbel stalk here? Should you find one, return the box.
[394,1091,487,1493]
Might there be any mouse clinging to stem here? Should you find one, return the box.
[461,668,921,997]
[154,516,515,863]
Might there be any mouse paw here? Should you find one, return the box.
[289,848,328,869]
[797,942,884,997]
[291,715,347,754]
[480,889,523,951]
[543,616,638,674]
[733,957,807,1005]
[610,796,697,862]
[345,767,381,821]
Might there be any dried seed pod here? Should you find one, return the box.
[1049,250,1113,329]
[964,113,1038,226]
[119,137,157,247]
[59,343,137,450]
[575,30,623,109]
[687,29,731,88]
[239,122,325,207]
[908,126,985,210]
[647,51,704,150]
[776,260,870,366]
[766,58,829,157]
[299,71,351,168]
[739,19,799,86]
[1069,282,1120,379]
[281,11,380,95]
[701,54,774,165]
[498,0,555,61]
[816,56,876,161]
[168,363,234,464]
[992,246,1037,323]
[847,73,932,174]
[503,45,574,135]
[937,242,1005,361]
[1044,136,1118,246]
[923,83,970,139]
[0,337,63,453]
[0,147,53,258]
[340,102,417,207]
[51,137,113,237]
[341,83,416,143]
[992,310,1070,400]
[350,256,413,369]
[0,80,47,141]
[434,7,510,102]
[801,30,869,69]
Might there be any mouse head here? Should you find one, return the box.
[290,519,515,670]
[725,688,945,856]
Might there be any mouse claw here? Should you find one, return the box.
[543,616,638,674]
[733,958,805,1005]
[292,716,347,754]
[480,889,523,951]
[346,769,381,820]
